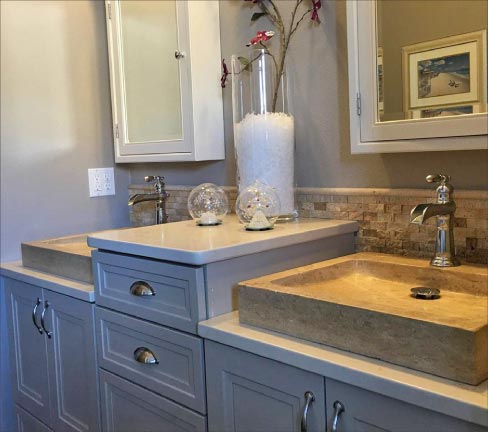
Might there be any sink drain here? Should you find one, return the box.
[410,287,441,300]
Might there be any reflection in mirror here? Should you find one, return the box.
[119,0,182,143]
[376,0,487,123]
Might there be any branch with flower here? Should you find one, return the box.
[221,0,322,112]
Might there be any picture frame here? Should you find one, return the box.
[402,30,487,112]
[408,103,482,120]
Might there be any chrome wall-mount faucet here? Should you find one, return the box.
[128,176,169,224]
[409,174,460,267]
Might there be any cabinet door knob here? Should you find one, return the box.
[40,300,52,339]
[300,391,315,432]
[330,401,345,432]
[130,281,155,297]
[174,50,185,59]
[133,347,159,365]
[32,298,43,335]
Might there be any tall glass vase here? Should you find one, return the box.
[232,49,297,221]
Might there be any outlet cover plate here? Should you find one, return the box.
[88,167,115,197]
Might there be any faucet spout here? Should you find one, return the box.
[128,176,169,224]
[409,174,459,267]
[128,193,162,206]
[409,202,456,225]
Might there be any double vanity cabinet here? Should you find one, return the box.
[2,217,487,431]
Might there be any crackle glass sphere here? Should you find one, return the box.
[187,183,229,225]
[235,180,281,230]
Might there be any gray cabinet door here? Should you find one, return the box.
[205,341,326,432]
[326,379,488,432]
[43,291,100,432]
[5,279,51,427]
[14,405,52,432]
[99,369,207,432]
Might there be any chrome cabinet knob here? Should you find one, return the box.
[32,298,43,335]
[174,50,185,59]
[130,281,155,297]
[329,401,345,432]
[40,300,52,339]
[300,391,315,432]
[134,347,159,365]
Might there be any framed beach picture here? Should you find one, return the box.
[408,103,482,119]
[402,30,487,111]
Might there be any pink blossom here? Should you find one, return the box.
[311,0,321,22]
[246,30,275,47]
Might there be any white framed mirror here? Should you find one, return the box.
[347,0,488,153]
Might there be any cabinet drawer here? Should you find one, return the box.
[93,251,206,333]
[96,307,206,414]
[100,370,207,432]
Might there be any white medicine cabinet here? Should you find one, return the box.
[105,1,225,162]
[347,0,488,153]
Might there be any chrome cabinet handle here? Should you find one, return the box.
[330,401,345,432]
[134,347,159,365]
[174,50,184,59]
[32,298,43,334]
[300,391,315,432]
[40,301,52,339]
[130,281,155,297]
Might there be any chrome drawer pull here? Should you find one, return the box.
[32,298,43,334]
[134,347,159,365]
[40,300,52,339]
[130,281,155,297]
[330,401,345,432]
[300,391,315,432]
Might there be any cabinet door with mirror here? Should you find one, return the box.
[105,1,224,162]
[347,0,487,153]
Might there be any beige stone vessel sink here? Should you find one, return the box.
[22,234,94,283]
[238,252,488,385]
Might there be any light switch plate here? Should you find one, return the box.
[88,168,115,197]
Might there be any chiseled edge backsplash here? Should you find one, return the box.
[128,185,488,264]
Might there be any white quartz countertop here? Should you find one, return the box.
[87,216,358,265]
[199,312,488,427]
[0,261,94,302]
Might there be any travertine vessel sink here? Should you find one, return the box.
[238,253,488,385]
[22,234,94,283]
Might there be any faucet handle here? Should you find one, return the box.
[426,174,450,185]
[426,174,453,203]
[144,176,166,193]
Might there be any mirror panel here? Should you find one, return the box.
[376,0,487,123]
[119,0,183,143]
[347,0,488,153]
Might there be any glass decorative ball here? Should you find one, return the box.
[235,180,281,230]
[187,183,229,225]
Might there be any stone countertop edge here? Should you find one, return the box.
[198,311,488,427]
[87,218,359,265]
[0,261,95,303]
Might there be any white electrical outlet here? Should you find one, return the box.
[88,168,115,197]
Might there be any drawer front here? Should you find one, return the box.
[99,370,207,432]
[96,307,206,414]
[93,251,206,333]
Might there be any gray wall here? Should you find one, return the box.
[130,0,488,190]
[0,0,131,263]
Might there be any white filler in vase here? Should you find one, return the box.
[235,112,295,216]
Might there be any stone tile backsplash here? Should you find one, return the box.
[129,185,488,264]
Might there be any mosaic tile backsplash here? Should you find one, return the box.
[128,185,488,264]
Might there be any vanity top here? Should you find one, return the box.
[0,261,94,302]
[199,312,488,427]
[87,216,358,265]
